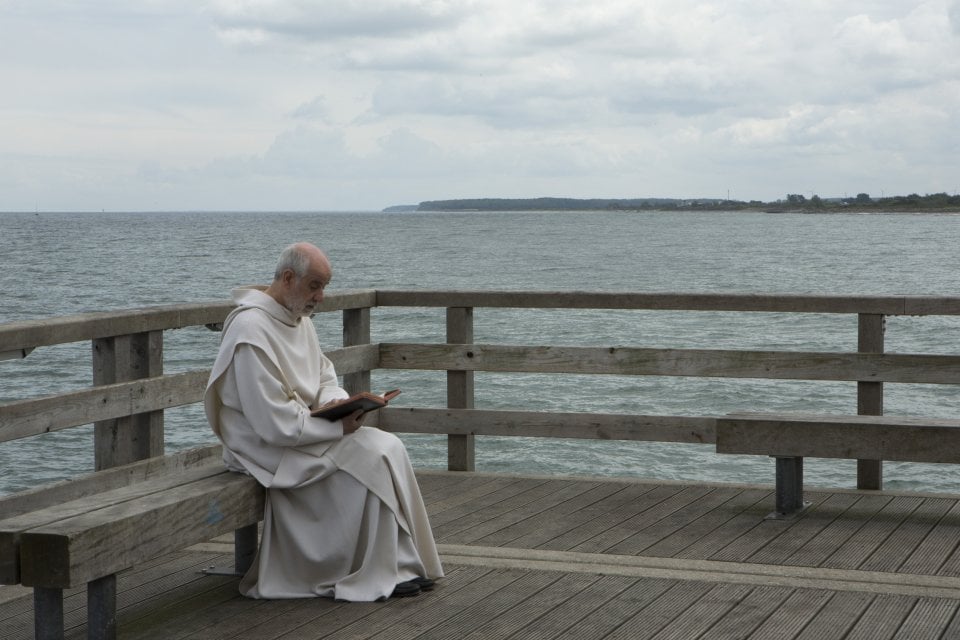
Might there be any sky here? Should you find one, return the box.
[2,1,959,212]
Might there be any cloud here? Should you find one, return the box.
[210,0,465,43]
[3,0,960,211]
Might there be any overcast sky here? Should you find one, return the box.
[2,1,959,211]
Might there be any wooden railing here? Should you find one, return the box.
[2,290,959,489]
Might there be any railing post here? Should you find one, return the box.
[857,313,885,490]
[447,307,475,471]
[342,308,371,395]
[92,331,164,470]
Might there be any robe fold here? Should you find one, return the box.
[204,286,443,601]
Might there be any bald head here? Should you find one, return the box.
[266,242,332,317]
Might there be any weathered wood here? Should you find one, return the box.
[0,443,220,522]
[378,343,960,384]
[0,371,208,444]
[716,413,960,463]
[93,331,165,469]
[19,470,263,589]
[9,472,960,639]
[0,464,225,584]
[379,408,717,444]
[857,313,885,490]
[375,290,960,315]
[447,307,475,471]
[0,291,376,353]
[342,308,371,396]
[0,345,375,445]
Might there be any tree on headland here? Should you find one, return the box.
[389,192,960,213]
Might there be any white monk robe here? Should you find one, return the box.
[204,286,443,602]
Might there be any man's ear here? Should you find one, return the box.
[280,268,297,287]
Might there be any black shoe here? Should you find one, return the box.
[410,576,435,591]
[391,581,422,598]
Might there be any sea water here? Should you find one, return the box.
[1,209,958,495]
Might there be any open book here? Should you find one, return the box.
[310,389,401,421]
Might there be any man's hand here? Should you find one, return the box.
[341,409,366,435]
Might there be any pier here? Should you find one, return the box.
[3,290,960,639]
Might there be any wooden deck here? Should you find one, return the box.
[6,470,960,639]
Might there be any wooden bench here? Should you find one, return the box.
[715,413,960,518]
[0,445,264,640]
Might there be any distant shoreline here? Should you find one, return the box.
[384,195,960,214]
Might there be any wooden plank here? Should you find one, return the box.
[632,488,772,559]
[782,494,893,568]
[378,343,960,384]
[357,569,530,640]
[747,588,833,640]
[857,313,885,490]
[341,308,371,397]
[858,498,955,573]
[705,584,796,639]
[380,408,717,444]
[705,492,831,564]
[20,471,263,588]
[0,464,226,584]
[0,344,374,444]
[794,591,876,640]
[446,306,475,472]
[573,578,708,639]
[717,413,960,462]
[499,482,638,550]
[641,582,754,640]
[261,566,491,640]
[0,445,221,519]
[428,477,552,530]
[603,487,747,556]
[374,290,955,315]
[417,570,563,640]
[900,500,960,576]
[0,302,234,353]
[819,496,924,570]
[539,483,682,553]
[569,485,712,555]
[93,330,166,469]
[892,597,959,639]
[841,593,919,640]
[434,480,579,542]
[452,572,603,640]
[467,481,607,548]
[0,371,208,443]
[746,493,861,566]
[0,291,375,353]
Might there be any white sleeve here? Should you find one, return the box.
[314,351,350,407]
[233,343,344,446]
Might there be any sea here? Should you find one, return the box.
[1,209,959,496]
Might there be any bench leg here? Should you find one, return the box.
[769,456,810,519]
[235,523,258,575]
[88,574,117,640]
[34,586,64,640]
[202,524,259,577]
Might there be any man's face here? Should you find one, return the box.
[284,261,331,317]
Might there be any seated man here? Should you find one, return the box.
[204,241,443,602]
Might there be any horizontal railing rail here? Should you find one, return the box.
[2,289,960,490]
[377,343,960,384]
[374,290,960,315]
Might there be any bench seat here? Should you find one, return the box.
[0,447,264,640]
[0,445,223,586]
[716,412,960,518]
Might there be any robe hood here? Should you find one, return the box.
[205,286,308,440]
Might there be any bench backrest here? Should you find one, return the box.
[717,413,960,464]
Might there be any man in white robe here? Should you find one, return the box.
[204,242,443,602]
